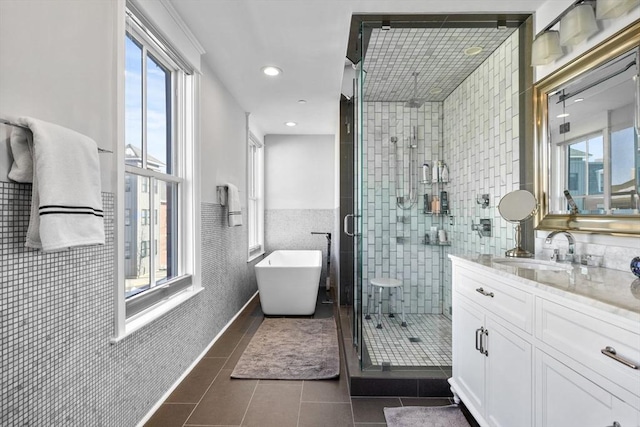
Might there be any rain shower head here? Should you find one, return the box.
[405,99,424,108]
[404,72,425,108]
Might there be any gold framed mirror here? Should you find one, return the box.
[534,21,640,236]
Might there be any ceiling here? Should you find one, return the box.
[363,26,518,102]
[168,0,545,136]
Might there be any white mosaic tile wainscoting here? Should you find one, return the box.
[1,181,258,426]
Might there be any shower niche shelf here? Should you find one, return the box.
[423,211,451,216]
[422,239,451,246]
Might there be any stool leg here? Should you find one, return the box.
[365,283,371,320]
[388,287,395,318]
[376,286,383,329]
[400,285,407,327]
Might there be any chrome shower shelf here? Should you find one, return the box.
[422,239,451,246]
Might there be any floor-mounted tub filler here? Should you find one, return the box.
[255,250,322,315]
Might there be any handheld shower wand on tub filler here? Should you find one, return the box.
[311,232,333,304]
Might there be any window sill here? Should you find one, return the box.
[110,286,203,344]
[247,251,264,263]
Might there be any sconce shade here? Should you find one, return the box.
[596,0,639,19]
[531,31,563,66]
[559,4,598,46]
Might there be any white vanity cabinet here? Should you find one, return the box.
[449,255,640,427]
[451,263,533,427]
[535,298,640,427]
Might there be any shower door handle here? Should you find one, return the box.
[343,214,355,237]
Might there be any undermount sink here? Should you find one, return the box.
[492,258,573,272]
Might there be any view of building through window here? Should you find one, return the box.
[124,31,177,300]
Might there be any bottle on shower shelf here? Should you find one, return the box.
[441,162,449,183]
[422,162,430,183]
[432,195,440,214]
[440,190,449,214]
[432,161,439,183]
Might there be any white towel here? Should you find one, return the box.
[226,183,242,227]
[9,117,105,252]
[8,127,34,182]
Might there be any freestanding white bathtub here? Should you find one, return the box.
[255,250,322,315]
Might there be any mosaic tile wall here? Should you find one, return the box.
[361,101,447,315]
[442,30,521,316]
[265,209,336,287]
[0,181,257,426]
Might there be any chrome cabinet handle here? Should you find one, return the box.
[601,346,639,370]
[343,214,354,237]
[482,329,489,356]
[475,327,483,352]
[475,287,494,298]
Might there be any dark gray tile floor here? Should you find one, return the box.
[145,291,455,427]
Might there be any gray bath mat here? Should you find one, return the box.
[384,405,470,427]
[230,317,339,380]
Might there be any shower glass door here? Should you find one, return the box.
[352,41,365,363]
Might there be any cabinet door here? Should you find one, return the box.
[536,350,624,427]
[453,296,486,414]
[485,318,532,427]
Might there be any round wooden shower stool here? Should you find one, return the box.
[365,277,407,329]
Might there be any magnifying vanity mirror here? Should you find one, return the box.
[499,190,538,258]
[534,22,640,236]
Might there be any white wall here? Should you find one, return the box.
[0,0,118,192]
[264,134,335,209]
[200,61,249,205]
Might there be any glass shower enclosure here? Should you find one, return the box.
[351,20,453,373]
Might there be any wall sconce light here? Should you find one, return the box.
[596,0,639,19]
[531,31,564,66]
[559,4,599,46]
[530,0,637,67]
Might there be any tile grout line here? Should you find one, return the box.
[296,381,305,427]
[181,307,262,427]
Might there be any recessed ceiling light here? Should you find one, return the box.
[429,87,443,95]
[573,98,584,103]
[285,121,297,127]
[464,46,484,56]
[297,99,307,104]
[262,66,282,76]
[557,113,570,118]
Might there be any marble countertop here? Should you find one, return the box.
[449,254,640,322]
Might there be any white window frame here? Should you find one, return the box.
[247,131,264,261]
[113,2,201,342]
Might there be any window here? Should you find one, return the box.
[247,132,264,260]
[119,5,198,326]
[565,133,604,212]
[563,126,638,214]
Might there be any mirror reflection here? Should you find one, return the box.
[546,47,640,215]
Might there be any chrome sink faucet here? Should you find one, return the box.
[545,230,576,263]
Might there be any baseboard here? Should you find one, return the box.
[135,291,259,427]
